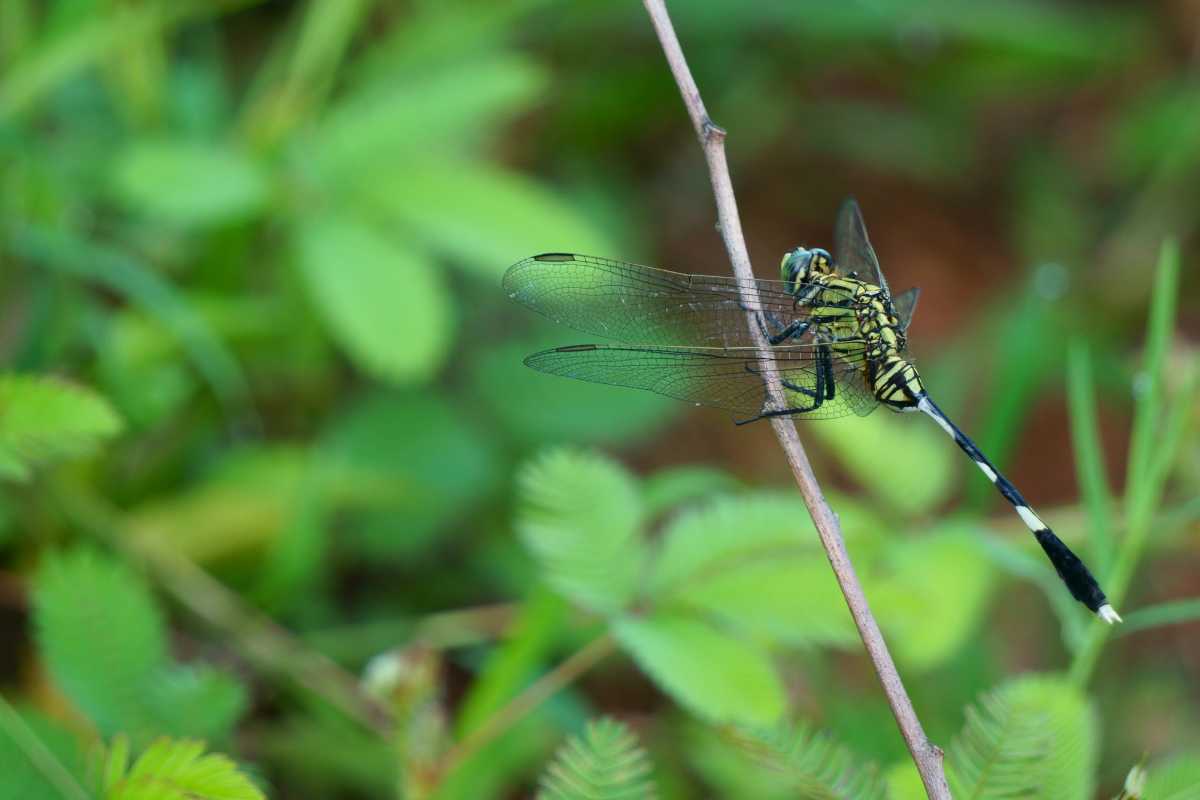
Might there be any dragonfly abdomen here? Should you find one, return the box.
[870,355,924,409]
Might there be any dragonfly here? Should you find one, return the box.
[502,199,1119,624]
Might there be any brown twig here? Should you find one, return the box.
[437,633,615,778]
[640,2,951,797]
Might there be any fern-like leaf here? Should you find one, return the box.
[517,449,645,616]
[102,736,265,800]
[538,718,655,800]
[688,721,887,800]
[649,492,861,648]
[1142,754,1200,800]
[947,675,1096,799]
[0,374,122,481]
[33,549,167,738]
[33,549,246,744]
[613,613,785,726]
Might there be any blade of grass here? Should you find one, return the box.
[0,696,90,800]
[1070,239,1181,687]
[1124,240,1179,499]
[1115,599,1200,637]
[1107,362,1197,609]
[1066,341,1116,577]
[239,0,374,147]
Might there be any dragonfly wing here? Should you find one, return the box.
[503,253,856,348]
[523,343,876,421]
[891,286,920,332]
[834,198,890,297]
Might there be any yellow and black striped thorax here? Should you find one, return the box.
[805,273,925,410]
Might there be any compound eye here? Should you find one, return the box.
[780,248,812,284]
[811,248,833,272]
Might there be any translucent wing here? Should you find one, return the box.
[503,253,857,348]
[524,343,878,422]
[892,287,920,332]
[834,198,890,296]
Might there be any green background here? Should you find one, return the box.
[1,1,1197,798]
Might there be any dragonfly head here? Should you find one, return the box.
[779,247,834,290]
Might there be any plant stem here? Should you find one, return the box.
[438,633,615,778]
[640,3,950,798]
[1069,242,1189,687]
[1066,342,1115,577]
[0,696,91,800]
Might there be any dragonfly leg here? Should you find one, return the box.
[754,309,812,345]
[747,342,835,413]
[821,341,836,400]
[769,318,812,345]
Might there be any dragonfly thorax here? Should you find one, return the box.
[853,289,924,409]
[823,275,924,410]
[852,283,908,355]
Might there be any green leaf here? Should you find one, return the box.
[810,409,954,517]
[0,701,90,800]
[1143,754,1200,800]
[309,55,546,179]
[124,446,310,564]
[641,466,740,518]
[472,336,678,446]
[145,666,247,743]
[33,549,167,738]
[97,309,198,429]
[947,675,1096,800]
[109,140,269,227]
[613,613,785,726]
[0,374,122,481]
[538,717,655,800]
[103,735,130,795]
[356,161,616,280]
[32,548,248,745]
[295,217,453,384]
[516,449,644,616]
[105,737,265,800]
[871,529,994,670]
[687,722,887,800]
[323,391,500,558]
[649,493,861,648]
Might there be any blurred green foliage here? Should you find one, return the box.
[1,0,1198,798]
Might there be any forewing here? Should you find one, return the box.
[892,286,921,332]
[503,253,855,348]
[834,198,890,296]
[523,343,876,421]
